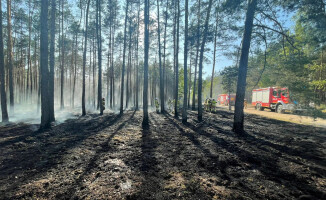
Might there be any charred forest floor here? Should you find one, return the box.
[0,108,325,200]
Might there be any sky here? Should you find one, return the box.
[65,0,297,79]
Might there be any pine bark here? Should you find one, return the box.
[233,0,257,134]
[120,0,129,114]
[7,0,14,112]
[142,0,149,126]
[157,0,164,113]
[198,0,213,121]
[0,0,8,122]
[82,0,91,116]
[182,0,188,123]
[49,0,56,122]
[40,0,50,129]
[97,0,103,115]
[192,0,201,110]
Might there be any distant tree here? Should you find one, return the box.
[220,66,238,110]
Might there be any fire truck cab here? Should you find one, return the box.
[217,94,236,106]
[252,87,295,113]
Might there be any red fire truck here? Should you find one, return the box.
[217,94,236,106]
[252,87,295,113]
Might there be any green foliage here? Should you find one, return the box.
[220,66,238,94]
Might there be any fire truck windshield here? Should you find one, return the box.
[282,89,289,97]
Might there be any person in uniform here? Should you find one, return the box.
[155,98,160,113]
[210,98,217,112]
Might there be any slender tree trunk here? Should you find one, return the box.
[72,32,77,109]
[143,0,149,126]
[60,0,65,110]
[188,47,192,109]
[210,21,218,98]
[126,20,132,109]
[192,0,201,110]
[82,0,91,116]
[198,0,213,121]
[163,0,168,104]
[49,0,56,122]
[174,0,180,117]
[7,0,14,112]
[0,0,8,122]
[40,0,50,129]
[97,0,103,115]
[233,0,257,134]
[120,0,129,114]
[26,0,31,102]
[182,0,188,123]
[157,0,164,113]
[136,3,140,110]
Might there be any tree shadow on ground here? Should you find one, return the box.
[0,113,124,198]
[63,111,136,199]
[163,112,325,199]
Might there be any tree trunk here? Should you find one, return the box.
[188,47,192,109]
[174,0,180,117]
[72,32,77,109]
[233,0,257,134]
[0,0,8,122]
[192,0,201,110]
[40,0,50,129]
[49,0,56,122]
[210,20,218,98]
[198,0,213,121]
[60,0,65,110]
[97,0,103,115]
[142,0,149,126]
[7,0,14,112]
[163,0,168,104]
[157,0,164,113]
[182,0,188,123]
[126,19,132,109]
[136,3,140,110]
[82,0,91,116]
[120,0,129,114]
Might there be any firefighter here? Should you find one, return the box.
[167,99,172,112]
[101,98,106,111]
[155,98,160,113]
[210,98,217,112]
[244,99,247,109]
[171,99,176,114]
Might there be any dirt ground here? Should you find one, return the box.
[219,105,326,128]
[0,108,325,200]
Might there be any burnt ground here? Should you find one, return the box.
[0,108,325,200]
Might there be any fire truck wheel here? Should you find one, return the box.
[277,105,284,114]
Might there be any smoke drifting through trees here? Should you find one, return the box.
[0,0,324,136]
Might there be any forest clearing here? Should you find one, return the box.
[0,0,326,199]
[1,109,325,199]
